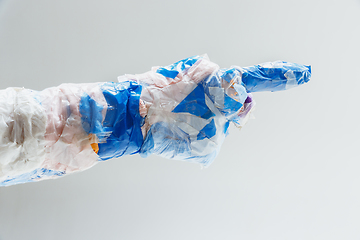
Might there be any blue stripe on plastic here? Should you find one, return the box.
[80,93,106,141]
[156,55,200,79]
[0,168,65,187]
[241,61,311,92]
[197,119,216,140]
[223,93,243,117]
[172,84,215,119]
[223,121,230,135]
[140,122,191,158]
[140,121,219,166]
[96,81,144,161]
[220,68,238,83]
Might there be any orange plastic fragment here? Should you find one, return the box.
[89,134,99,154]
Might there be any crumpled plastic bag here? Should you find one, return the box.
[0,55,311,186]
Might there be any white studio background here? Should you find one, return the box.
[0,0,359,239]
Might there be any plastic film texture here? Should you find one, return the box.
[0,55,311,186]
[0,82,144,186]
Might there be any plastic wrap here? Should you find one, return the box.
[0,55,311,186]
[0,82,144,186]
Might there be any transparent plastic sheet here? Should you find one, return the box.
[0,82,144,186]
[0,55,311,186]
